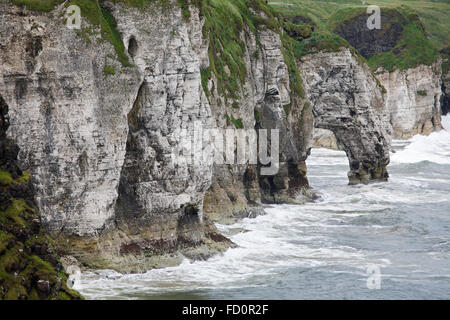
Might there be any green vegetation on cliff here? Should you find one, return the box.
[271,0,449,71]
[0,176,81,299]
[183,0,305,100]
[366,19,438,71]
[11,0,448,73]
[10,0,306,102]
[1,96,81,300]
[68,0,133,66]
[271,0,450,49]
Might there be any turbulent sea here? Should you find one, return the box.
[77,116,450,300]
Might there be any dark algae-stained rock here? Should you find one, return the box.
[0,96,81,300]
[334,8,408,59]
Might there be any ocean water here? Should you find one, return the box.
[76,116,450,300]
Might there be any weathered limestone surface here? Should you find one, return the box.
[201,21,313,224]
[299,48,391,184]
[376,61,443,139]
[0,2,231,272]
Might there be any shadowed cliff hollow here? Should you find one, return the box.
[0,96,81,299]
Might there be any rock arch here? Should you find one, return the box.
[300,48,391,184]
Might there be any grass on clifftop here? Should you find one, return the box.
[190,0,305,102]
[11,0,307,101]
[270,0,450,50]
[367,19,438,71]
[11,0,133,67]
[11,0,64,12]
[270,0,448,71]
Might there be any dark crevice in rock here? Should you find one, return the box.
[24,36,42,73]
[0,96,10,138]
[114,81,147,233]
[128,36,138,58]
[14,78,27,102]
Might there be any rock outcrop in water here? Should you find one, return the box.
[0,96,81,299]
[202,11,314,224]
[299,48,391,185]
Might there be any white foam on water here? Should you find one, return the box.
[391,115,450,165]
[77,204,380,299]
[306,148,348,166]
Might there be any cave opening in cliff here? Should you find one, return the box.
[128,36,138,58]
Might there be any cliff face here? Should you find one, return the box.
[0,4,140,237]
[0,2,232,272]
[0,1,396,272]
[1,96,80,299]
[202,12,314,224]
[376,61,443,139]
[334,8,408,59]
[299,48,391,184]
[332,7,443,140]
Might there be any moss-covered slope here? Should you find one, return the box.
[271,1,447,72]
[0,96,81,300]
[332,7,439,71]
